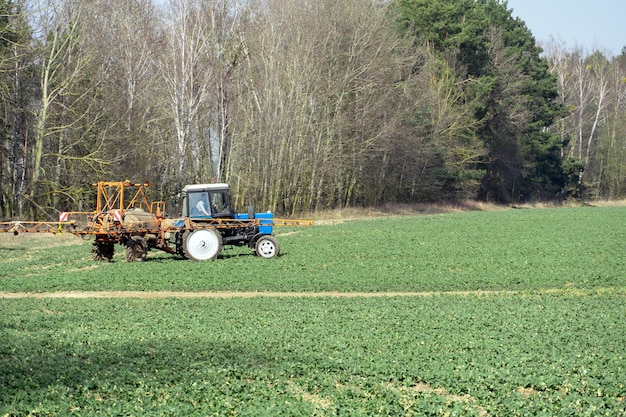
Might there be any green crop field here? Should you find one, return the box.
[1,206,625,416]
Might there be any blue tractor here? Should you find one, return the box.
[176,183,280,261]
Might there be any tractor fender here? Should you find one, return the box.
[248,232,270,249]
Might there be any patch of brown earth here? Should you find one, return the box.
[0,290,511,299]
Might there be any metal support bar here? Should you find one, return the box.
[0,221,76,234]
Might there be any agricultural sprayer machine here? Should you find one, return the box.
[0,181,313,262]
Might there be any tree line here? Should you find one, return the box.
[1,0,625,219]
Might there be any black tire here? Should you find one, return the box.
[126,236,147,262]
[254,235,280,259]
[175,230,189,258]
[92,241,114,262]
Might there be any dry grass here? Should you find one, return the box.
[305,198,626,223]
[0,231,86,249]
[308,200,499,221]
[583,199,626,207]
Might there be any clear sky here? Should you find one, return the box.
[505,0,626,56]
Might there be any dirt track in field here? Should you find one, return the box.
[0,290,511,299]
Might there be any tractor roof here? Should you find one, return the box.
[182,183,230,193]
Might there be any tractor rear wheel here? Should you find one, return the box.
[92,241,114,262]
[254,235,280,259]
[183,229,222,261]
[126,236,147,262]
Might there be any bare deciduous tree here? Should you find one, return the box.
[0,0,32,217]
[28,0,110,217]
[159,0,213,187]
[229,0,413,213]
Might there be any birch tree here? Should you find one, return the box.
[592,53,626,197]
[230,0,410,213]
[158,0,244,189]
[80,0,164,183]
[572,51,610,187]
[202,0,245,182]
[547,47,612,194]
[543,42,626,198]
[28,0,110,217]
[0,0,32,217]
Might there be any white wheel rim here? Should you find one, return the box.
[186,229,220,261]
[257,239,276,258]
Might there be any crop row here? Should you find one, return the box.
[2,206,625,415]
[1,294,625,416]
[1,206,625,293]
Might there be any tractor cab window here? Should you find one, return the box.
[188,192,211,217]
[209,191,231,217]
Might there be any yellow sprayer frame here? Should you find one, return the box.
[93,181,164,217]
[0,181,165,235]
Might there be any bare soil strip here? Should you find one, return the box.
[0,290,511,299]
[387,382,489,416]
[1,287,619,299]
[286,378,489,416]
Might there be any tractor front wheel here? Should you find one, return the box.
[126,236,147,262]
[254,235,280,259]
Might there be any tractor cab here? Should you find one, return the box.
[182,183,234,219]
